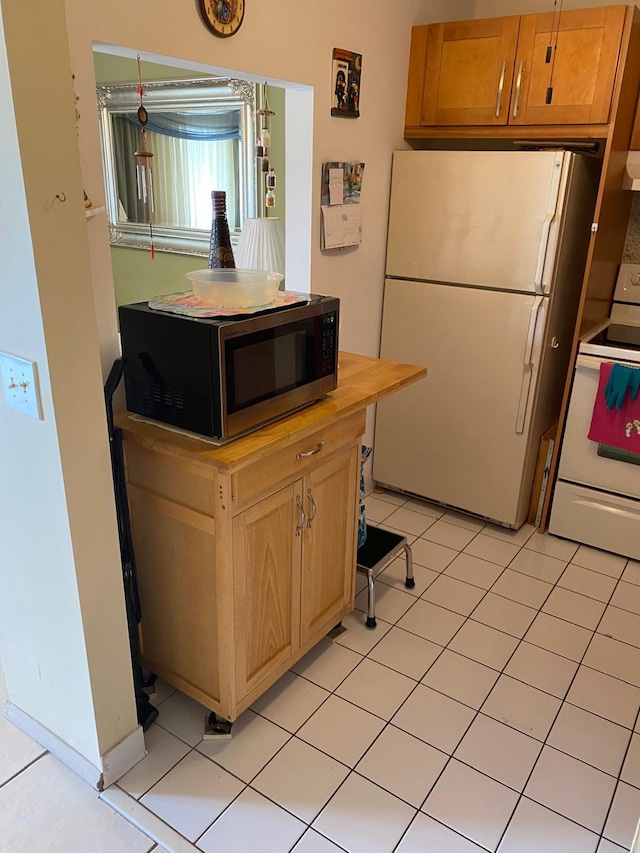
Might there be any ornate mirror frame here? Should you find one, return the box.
[97,77,256,256]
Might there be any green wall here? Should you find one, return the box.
[111,246,205,306]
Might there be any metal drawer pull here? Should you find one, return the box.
[495,60,506,118]
[307,488,317,529]
[513,59,524,117]
[296,440,326,460]
[295,495,305,537]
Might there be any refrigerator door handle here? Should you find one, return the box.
[533,213,554,295]
[515,296,544,434]
[533,157,565,295]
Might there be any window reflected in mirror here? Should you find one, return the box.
[97,77,256,255]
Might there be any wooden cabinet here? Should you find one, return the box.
[418,17,519,127]
[116,352,427,724]
[299,448,358,645]
[233,447,358,699]
[511,6,626,127]
[406,5,628,134]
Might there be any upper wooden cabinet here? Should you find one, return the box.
[406,5,628,133]
[419,17,520,127]
[511,6,627,126]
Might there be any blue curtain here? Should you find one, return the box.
[122,110,240,141]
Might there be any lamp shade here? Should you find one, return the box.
[235,217,285,277]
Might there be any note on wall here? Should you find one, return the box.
[322,205,362,249]
[321,161,365,249]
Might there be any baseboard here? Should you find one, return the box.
[102,725,146,789]
[4,702,145,791]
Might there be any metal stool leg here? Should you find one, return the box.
[366,567,377,629]
[403,542,415,589]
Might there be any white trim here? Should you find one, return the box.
[100,784,199,853]
[4,702,145,791]
[102,725,146,789]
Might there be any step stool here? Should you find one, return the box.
[356,524,414,629]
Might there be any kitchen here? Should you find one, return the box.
[2,0,640,851]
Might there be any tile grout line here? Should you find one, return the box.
[0,750,48,792]
[489,544,633,851]
[303,508,635,847]
[373,502,635,849]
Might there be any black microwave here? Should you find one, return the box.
[118,294,339,442]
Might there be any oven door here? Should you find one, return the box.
[558,354,640,499]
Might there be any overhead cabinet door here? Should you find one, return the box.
[510,6,626,126]
[421,17,520,126]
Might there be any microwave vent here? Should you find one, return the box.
[129,376,185,422]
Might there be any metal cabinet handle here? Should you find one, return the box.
[295,495,305,537]
[513,60,524,118]
[296,440,326,460]
[307,488,317,529]
[495,60,506,118]
[551,336,560,349]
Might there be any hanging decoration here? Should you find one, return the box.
[331,48,362,119]
[134,56,155,258]
[256,83,277,210]
[545,0,564,105]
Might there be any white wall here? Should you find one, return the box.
[0,0,139,780]
[0,0,476,783]
[67,0,477,365]
[66,0,478,484]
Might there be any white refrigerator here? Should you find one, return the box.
[373,149,596,528]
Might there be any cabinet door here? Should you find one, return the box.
[299,447,358,646]
[421,17,519,126]
[233,482,302,699]
[510,6,626,126]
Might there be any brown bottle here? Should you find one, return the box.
[208,190,236,269]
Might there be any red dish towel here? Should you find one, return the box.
[588,362,640,452]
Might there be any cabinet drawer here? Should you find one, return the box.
[231,411,365,508]
[124,441,216,517]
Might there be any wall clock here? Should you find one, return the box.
[198,0,245,38]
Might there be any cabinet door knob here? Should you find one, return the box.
[307,488,317,529]
[296,440,326,460]
[295,495,305,537]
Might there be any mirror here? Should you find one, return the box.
[97,76,256,256]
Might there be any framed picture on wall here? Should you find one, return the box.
[331,48,361,118]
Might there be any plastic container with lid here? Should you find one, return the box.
[185,268,284,309]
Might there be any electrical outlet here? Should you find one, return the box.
[0,352,42,420]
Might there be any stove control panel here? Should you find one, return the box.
[614,264,640,304]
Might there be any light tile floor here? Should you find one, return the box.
[3,490,640,852]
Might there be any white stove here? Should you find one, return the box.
[549,264,640,560]
[580,263,640,362]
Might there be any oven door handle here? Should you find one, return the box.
[576,354,606,371]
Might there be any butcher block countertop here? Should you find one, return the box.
[113,351,427,472]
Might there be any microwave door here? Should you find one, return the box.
[220,311,337,439]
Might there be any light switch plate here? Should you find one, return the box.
[0,352,43,419]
